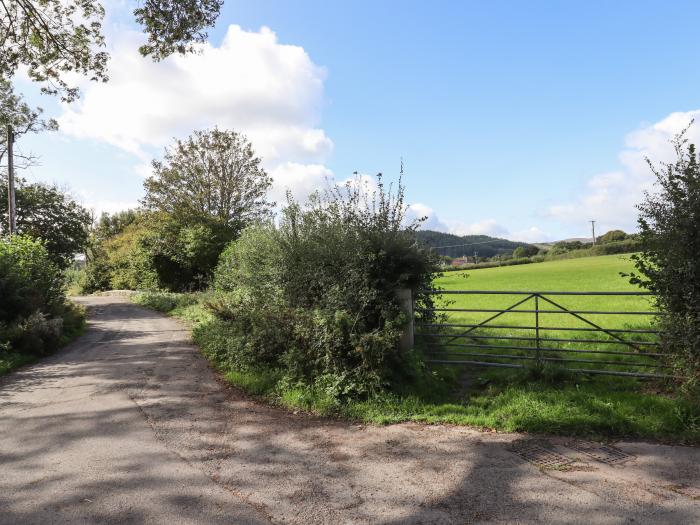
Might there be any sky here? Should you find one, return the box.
[12,0,700,242]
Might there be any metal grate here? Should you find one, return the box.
[509,440,575,469]
[565,441,633,465]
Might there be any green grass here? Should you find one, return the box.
[434,254,653,328]
[426,254,660,375]
[132,275,700,444]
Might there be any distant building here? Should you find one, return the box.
[451,257,470,268]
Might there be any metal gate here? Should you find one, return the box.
[414,290,673,379]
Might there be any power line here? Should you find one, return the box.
[429,239,521,250]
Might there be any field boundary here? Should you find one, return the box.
[416,290,673,379]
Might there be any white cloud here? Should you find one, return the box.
[76,190,138,217]
[269,162,333,203]
[508,226,551,243]
[446,218,509,237]
[407,203,450,231]
[547,110,700,233]
[58,24,333,200]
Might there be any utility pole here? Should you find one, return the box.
[589,220,596,246]
[6,125,16,236]
[474,251,478,264]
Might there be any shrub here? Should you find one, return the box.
[133,291,199,313]
[630,133,700,392]
[0,235,65,322]
[0,235,85,358]
[209,175,440,397]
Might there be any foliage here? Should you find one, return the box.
[143,128,273,232]
[133,290,199,313]
[545,238,641,261]
[213,224,283,302]
[630,131,700,390]
[598,229,628,244]
[99,220,160,291]
[0,177,91,267]
[0,0,108,102]
[83,211,236,292]
[81,128,278,293]
[512,245,539,258]
[0,235,85,362]
[1,0,224,102]
[0,235,65,321]
[208,175,440,397]
[134,0,223,60]
[91,209,138,243]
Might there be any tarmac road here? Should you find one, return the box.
[1,296,698,524]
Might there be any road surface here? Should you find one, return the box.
[1,296,698,524]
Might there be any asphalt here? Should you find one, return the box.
[0,296,698,524]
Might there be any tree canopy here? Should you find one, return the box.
[1,0,224,102]
[142,128,273,232]
[0,177,91,267]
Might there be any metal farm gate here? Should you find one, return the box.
[414,290,674,379]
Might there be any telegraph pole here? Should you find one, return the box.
[6,125,16,236]
[589,220,596,245]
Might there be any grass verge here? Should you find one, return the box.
[0,301,87,377]
[133,291,700,444]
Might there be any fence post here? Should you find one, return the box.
[534,294,541,364]
[396,288,414,352]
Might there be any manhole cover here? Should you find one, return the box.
[565,441,633,465]
[509,441,575,469]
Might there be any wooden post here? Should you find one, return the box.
[396,288,414,351]
[6,125,16,236]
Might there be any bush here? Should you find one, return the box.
[132,291,199,313]
[0,235,85,358]
[631,135,700,393]
[0,235,65,322]
[208,176,439,398]
[83,213,236,292]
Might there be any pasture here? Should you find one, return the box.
[422,254,660,378]
[433,254,653,329]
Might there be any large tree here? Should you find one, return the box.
[630,128,700,387]
[0,177,91,267]
[142,128,273,233]
[1,0,223,102]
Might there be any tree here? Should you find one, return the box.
[1,0,224,102]
[630,128,700,388]
[142,128,273,233]
[598,230,627,244]
[513,245,538,258]
[0,177,91,268]
[134,0,224,61]
[0,78,57,168]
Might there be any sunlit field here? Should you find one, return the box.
[424,255,660,376]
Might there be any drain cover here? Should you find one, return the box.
[510,441,575,469]
[565,441,633,465]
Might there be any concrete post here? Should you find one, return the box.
[396,288,414,352]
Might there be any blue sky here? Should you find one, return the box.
[14,1,700,241]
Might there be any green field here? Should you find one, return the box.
[424,255,659,376]
[434,254,653,327]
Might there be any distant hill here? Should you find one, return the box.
[415,230,536,258]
